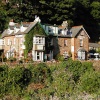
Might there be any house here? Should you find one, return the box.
[0,17,90,61]
[89,43,100,51]
[0,17,58,62]
[53,21,90,60]
[0,17,46,61]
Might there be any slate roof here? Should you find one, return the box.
[71,25,82,37]
[1,22,33,38]
[71,25,90,38]
[58,25,90,38]
[89,43,100,48]
[1,21,47,38]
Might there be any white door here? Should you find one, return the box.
[78,51,85,60]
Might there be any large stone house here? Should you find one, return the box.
[54,21,90,60]
[0,17,90,61]
[0,17,57,61]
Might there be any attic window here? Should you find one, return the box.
[48,27,52,33]
[49,29,51,32]
[67,29,72,36]
[80,31,84,36]
[64,39,67,46]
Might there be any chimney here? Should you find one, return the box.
[62,21,68,28]
[9,19,15,26]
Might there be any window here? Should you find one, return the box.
[20,38,23,44]
[80,39,83,47]
[0,39,4,45]
[64,39,67,46]
[35,37,44,44]
[14,38,16,45]
[37,52,40,60]
[2,40,5,45]
[7,39,10,45]
[49,29,51,32]
[48,26,52,33]
[80,31,84,36]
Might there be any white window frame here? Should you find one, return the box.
[35,37,44,44]
[64,39,67,46]
[7,39,10,45]
[20,38,23,44]
[80,39,83,47]
[14,38,16,45]
[37,52,40,60]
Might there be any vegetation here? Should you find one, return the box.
[0,0,100,42]
[0,60,100,99]
[24,22,46,58]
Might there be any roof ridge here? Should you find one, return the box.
[72,25,83,28]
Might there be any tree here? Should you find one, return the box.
[90,1,100,23]
[0,2,9,32]
[39,0,75,25]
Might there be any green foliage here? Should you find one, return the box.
[96,48,100,53]
[0,60,99,99]
[55,53,64,61]
[0,4,9,32]
[91,1,100,21]
[8,57,16,62]
[24,23,46,58]
[79,71,100,93]
[52,69,75,97]
[1,0,100,41]
[0,65,32,98]
[29,63,52,84]
[66,60,94,82]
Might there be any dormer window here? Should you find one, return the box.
[81,31,84,36]
[48,26,52,33]
[49,29,51,32]
[67,29,72,36]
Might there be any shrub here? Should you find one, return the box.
[66,60,94,83]
[8,57,16,62]
[66,60,82,82]
[55,53,64,61]
[79,71,100,93]
[29,63,52,84]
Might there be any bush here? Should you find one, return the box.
[66,60,94,83]
[8,57,16,62]
[79,71,100,93]
[29,63,52,84]
[55,53,64,61]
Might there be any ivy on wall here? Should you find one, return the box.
[24,22,47,58]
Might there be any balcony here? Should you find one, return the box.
[33,44,45,51]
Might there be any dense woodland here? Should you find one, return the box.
[0,0,100,41]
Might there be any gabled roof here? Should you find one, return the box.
[71,25,90,38]
[1,20,48,38]
[16,21,37,35]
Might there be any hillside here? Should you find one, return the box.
[0,0,100,42]
[0,59,100,100]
